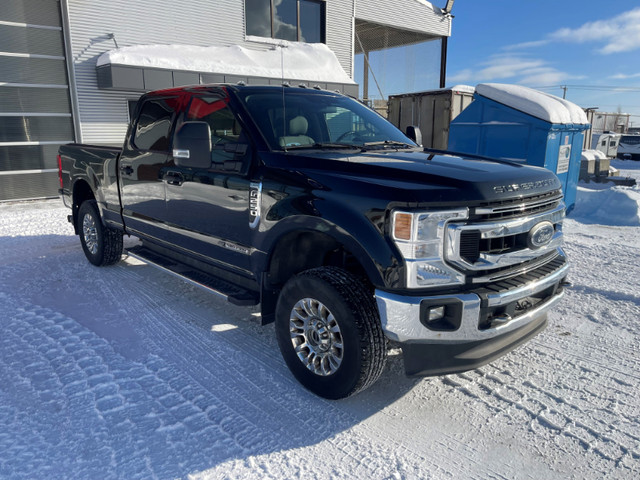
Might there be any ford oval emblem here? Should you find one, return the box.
[528,221,554,249]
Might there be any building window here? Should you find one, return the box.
[245,0,325,43]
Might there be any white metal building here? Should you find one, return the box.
[0,0,451,201]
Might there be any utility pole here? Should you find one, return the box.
[561,85,568,99]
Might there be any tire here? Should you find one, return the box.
[77,200,123,266]
[275,266,387,399]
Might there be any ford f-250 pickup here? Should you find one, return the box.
[58,84,569,399]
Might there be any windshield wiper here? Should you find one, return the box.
[360,140,416,151]
[283,143,359,151]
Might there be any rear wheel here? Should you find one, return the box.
[77,200,123,266]
[275,267,386,399]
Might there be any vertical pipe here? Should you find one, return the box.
[439,36,448,89]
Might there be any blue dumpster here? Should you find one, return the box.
[448,83,590,212]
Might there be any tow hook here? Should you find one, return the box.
[560,280,573,289]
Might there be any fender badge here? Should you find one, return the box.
[249,182,262,229]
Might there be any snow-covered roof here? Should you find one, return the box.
[412,0,436,11]
[96,42,355,85]
[476,83,589,125]
[449,84,476,94]
[581,149,607,161]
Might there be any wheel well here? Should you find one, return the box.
[260,231,369,324]
[71,180,95,233]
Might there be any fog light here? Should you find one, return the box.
[427,306,445,323]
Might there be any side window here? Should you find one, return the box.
[133,98,176,151]
[187,95,245,165]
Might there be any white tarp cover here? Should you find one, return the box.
[96,41,355,84]
[476,83,589,125]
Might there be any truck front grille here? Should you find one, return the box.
[471,189,563,221]
[447,191,565,278]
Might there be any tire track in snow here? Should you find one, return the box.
[97,262,527,480]
[0,293,289,479]
[442,361,640,477]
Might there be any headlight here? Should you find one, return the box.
[392,209,468,288]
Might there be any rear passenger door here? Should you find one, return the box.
[119,95,180,238]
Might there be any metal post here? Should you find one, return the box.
[440,36,448,89]
[363,49,369,102]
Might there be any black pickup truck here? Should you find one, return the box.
[59,84,569,399]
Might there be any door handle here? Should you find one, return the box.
[120,165,134,175]
[164,171,184,186]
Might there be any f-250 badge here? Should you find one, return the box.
[249,182,262,229]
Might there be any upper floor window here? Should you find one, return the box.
[245,0,326,43]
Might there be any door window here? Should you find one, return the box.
[133,98,176,151]
[186,95,246,166]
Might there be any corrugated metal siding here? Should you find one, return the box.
[356,0,450,37]
[326,0,354,77]
[66,0,249,145]
[66,1,441,146]
[0,0,73,201]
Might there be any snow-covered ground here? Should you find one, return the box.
[1,161,639,479]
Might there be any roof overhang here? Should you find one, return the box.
[95,42,358,96]
[354,19,441,54]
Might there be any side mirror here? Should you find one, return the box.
[406,125,423,147]
[173,121,211,169]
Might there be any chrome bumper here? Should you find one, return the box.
[376,260,569,344]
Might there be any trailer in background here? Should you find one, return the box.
[617,134,640,160]
[591,133,621,158]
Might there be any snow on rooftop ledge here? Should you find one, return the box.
[449,85,475,94]
[412,0,436,11]
[476,83,589,125]
[96,42,355,84]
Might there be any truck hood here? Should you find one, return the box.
[264,149,563,205]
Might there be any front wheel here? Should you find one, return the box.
[275,267,387,399]
[77,200,123,266]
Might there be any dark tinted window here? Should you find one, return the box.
[300,0,324,43]
[133,98,175,151]
[274,0,297,41]
[245,0,325,43]
[245,0,271,37]
[621,135,640,145]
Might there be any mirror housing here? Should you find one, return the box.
[406,125,423,147]
[173,121,211,169]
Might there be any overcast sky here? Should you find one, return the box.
[446,0,640,126]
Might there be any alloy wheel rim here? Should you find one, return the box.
[289,298,343,376]
[82,213,98,255]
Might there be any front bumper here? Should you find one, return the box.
[375,256,568,376]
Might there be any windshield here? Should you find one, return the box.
[236,88,417,151]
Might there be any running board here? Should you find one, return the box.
[126,245,259,306]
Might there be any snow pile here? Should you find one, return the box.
[96,42,355,84]
[570,184,640,225]
[581,149,607,161]
[476,83,589,124]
